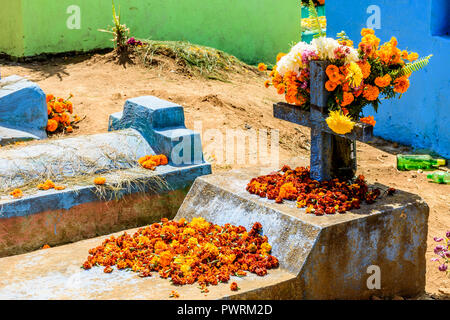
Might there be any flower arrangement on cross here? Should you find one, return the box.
[264,6,431,135]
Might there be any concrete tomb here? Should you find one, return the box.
[0,96,211,257]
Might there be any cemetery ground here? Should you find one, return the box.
[1,50,449,299]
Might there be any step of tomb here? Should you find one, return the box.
[0,126,40,146]
[0,227,297,300]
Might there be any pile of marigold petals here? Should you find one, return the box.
[247,165,394,215]
[82,218,279,289]
[138,154,169,170]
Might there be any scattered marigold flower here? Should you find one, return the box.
[230,282,239,291]
[94,177,106,185]
[9,189,23,199]
[42,244,51,249]
[104,266,113,273]
[139,154,169,170]
[170,291,180,298]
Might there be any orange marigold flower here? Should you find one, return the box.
[47,105,53,116]
[258,63,267,72]
[54,185,66,190]
[46,94,55,103]
[340,92,355,107]
[276,52,286,62]
[407,52,418,62]
[357,60,371,79]
[94,177,106,185]
[9,189,23,199]
[325,80,338,92]
[361,28,375,36]
[393,76,410,93]
[363,85,380,101]
[53,102,64,113]
[230,282,239,291]
[326,65,339,78]
[264,80,271,88]
[65,126,73,133]
[360,116,376,126]
[276,84,285,95]
[42,244,51,249]
[170,291,180,298]
[374,74,392,88]
[46,119,58,132]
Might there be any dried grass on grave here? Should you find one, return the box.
[133,40,256,80]
[0,134,169,200]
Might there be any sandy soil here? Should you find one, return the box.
[1,52,449,299]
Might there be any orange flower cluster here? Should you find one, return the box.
[46,94,78,134]
[360,116,376,126]
[393,76,410,94]
[247,165,390,215]
[9,189,23,199]
[138,154,169,170]
[230,282,239,291]
[82,218,279,290]
[37,179,66,191]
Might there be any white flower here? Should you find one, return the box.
[311,36,360,63]
[276,41,317,76]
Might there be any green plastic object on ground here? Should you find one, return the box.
[427,172,450,184]
[397,154,446,171]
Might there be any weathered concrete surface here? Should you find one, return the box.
[0,227,297,300]
[0,75,47,140]
[175,168,429,299]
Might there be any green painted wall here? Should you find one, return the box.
[0,0,300,64]
[0,1,24,57]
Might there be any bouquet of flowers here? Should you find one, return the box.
[264,28,431,134]
[46,94,81,134]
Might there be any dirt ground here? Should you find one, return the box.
[1,51,449,299]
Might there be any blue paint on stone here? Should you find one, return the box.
[109,96,205,166]
[327,0,450,158]
[0,75,47,140]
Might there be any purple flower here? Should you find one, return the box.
[300,81,308,89]
[446,231,450,238]
[438,264,448,272]
[434,245,444,254]
[431,258,440,262]
[434,237,444,242]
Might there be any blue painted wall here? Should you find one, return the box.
[327,0,450,158]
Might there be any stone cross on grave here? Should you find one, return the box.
[274,60,374,182]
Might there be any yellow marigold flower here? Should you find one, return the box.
[188,237,199,247]
[261,242,272,253]
[326,111,355,135]
[9,189,23,199]
[180,264,191,275]
[346,62,363,88]
[189,217,210,231]
[361,28,375,36]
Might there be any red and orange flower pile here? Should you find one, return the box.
[138,154,169,170]
[82,218,278,290]
[46,94,79,134]
[247,165,392,215]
